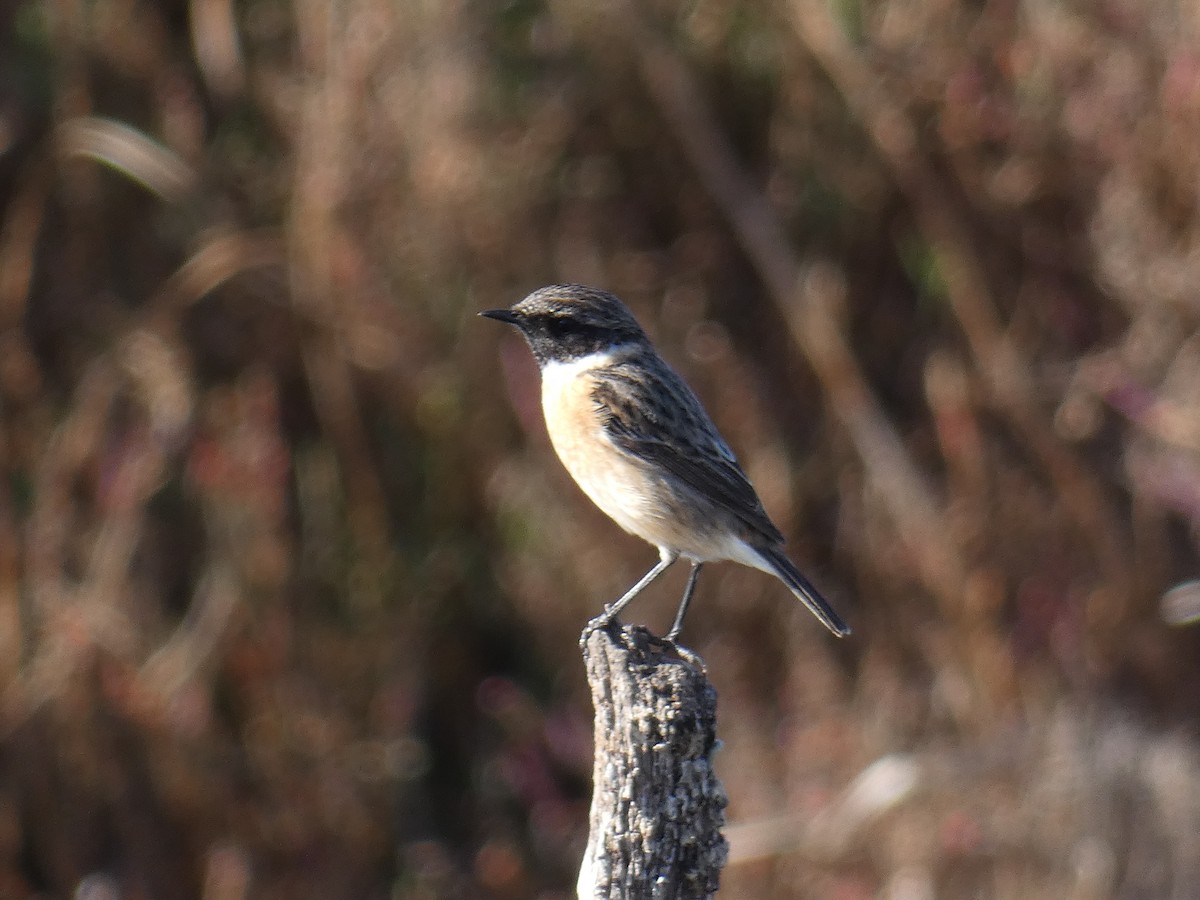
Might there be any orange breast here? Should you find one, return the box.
[540,357,660,538]
[539,355,731,557]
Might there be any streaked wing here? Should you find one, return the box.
[592,355,785,545]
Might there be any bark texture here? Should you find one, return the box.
[578,619,728,899]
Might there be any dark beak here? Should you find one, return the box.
[479,308,520,325]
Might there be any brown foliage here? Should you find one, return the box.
[1,0,1199,896]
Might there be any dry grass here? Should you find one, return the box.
[1,0,1199,896]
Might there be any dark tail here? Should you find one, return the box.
[756,546,850,637]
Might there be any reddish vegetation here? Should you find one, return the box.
[1,1,1199,897]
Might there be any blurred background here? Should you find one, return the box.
[2,0,1200,897]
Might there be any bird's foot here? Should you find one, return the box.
[582,608,618,637]
[671,641,706,671]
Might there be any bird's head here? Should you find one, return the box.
[479,284,648,366]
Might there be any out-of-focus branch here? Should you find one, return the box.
[289,0,392,565]
[787,0,1133,605]
[726,753,921,866]
[151,230,287,314]
[8,358,139,728]
[56,117,198,203]
[189,0,246,99]
[139,561,239,700]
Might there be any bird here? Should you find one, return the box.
[480,284,849,641]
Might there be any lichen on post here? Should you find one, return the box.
[578,619,728,899]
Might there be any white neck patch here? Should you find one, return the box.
[540,349,620,385]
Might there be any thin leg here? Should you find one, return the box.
[602,550,679,623]
[665,562,703,643]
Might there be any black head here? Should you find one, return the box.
[479,284,649,366]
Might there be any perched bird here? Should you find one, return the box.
[481,284,849,640]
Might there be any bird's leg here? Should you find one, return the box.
[602,550,679,624]
[665,562,703,643]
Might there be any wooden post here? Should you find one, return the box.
[577,619,728,899]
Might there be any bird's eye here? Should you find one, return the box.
[544,316,570,337]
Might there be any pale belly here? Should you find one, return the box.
[539,354,763,566]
